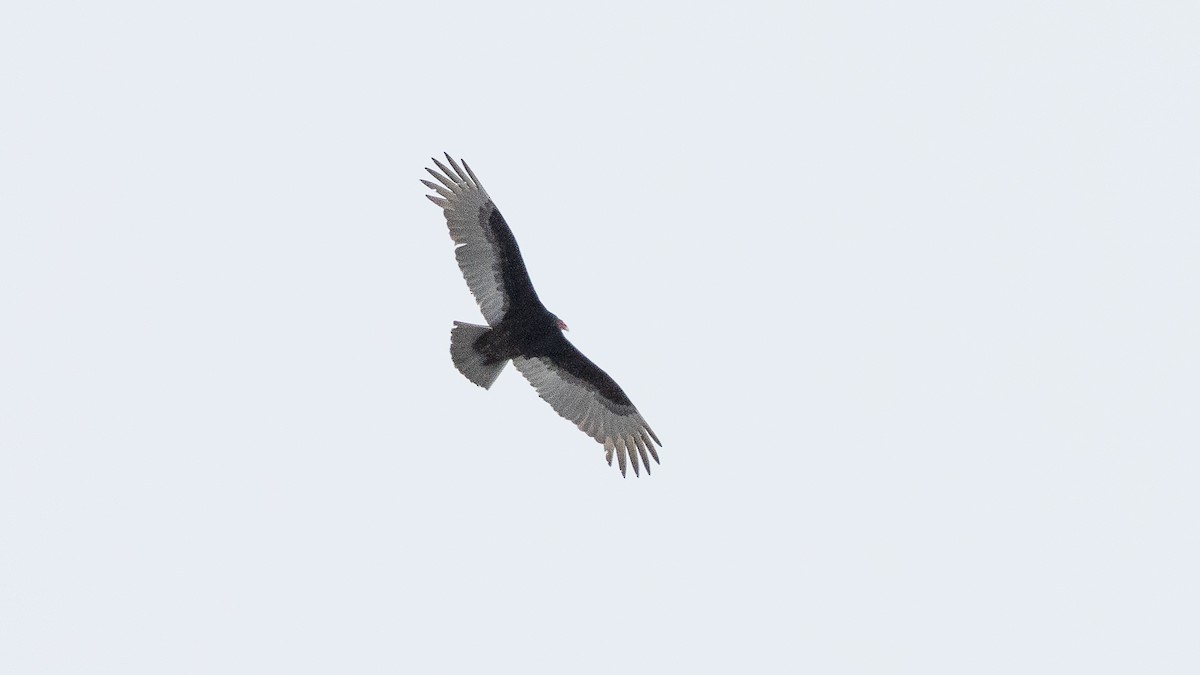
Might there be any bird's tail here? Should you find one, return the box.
[450,321,508,389]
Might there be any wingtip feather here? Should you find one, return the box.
[462,160,483,190]
[425,166,457,190]
[431,156,456,184]
[632,434,652,475]
[645,423,662,447]
[444,153,469,184]
[622,437,641,477]
[420,179,455,199]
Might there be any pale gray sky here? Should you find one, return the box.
[2,1,1198,673]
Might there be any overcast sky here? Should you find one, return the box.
[2,1,1198,673]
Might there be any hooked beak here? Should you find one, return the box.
[556,319,569,332]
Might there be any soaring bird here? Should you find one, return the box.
[422,154,661,476]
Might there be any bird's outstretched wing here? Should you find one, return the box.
[422,154,538,326]
[512,335,661,477]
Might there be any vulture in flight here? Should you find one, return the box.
[422,154,661,476]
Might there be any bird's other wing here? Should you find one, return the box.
[422,154,538,326]
[512,338,661,477]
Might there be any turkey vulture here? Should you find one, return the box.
[422,154,662,476]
